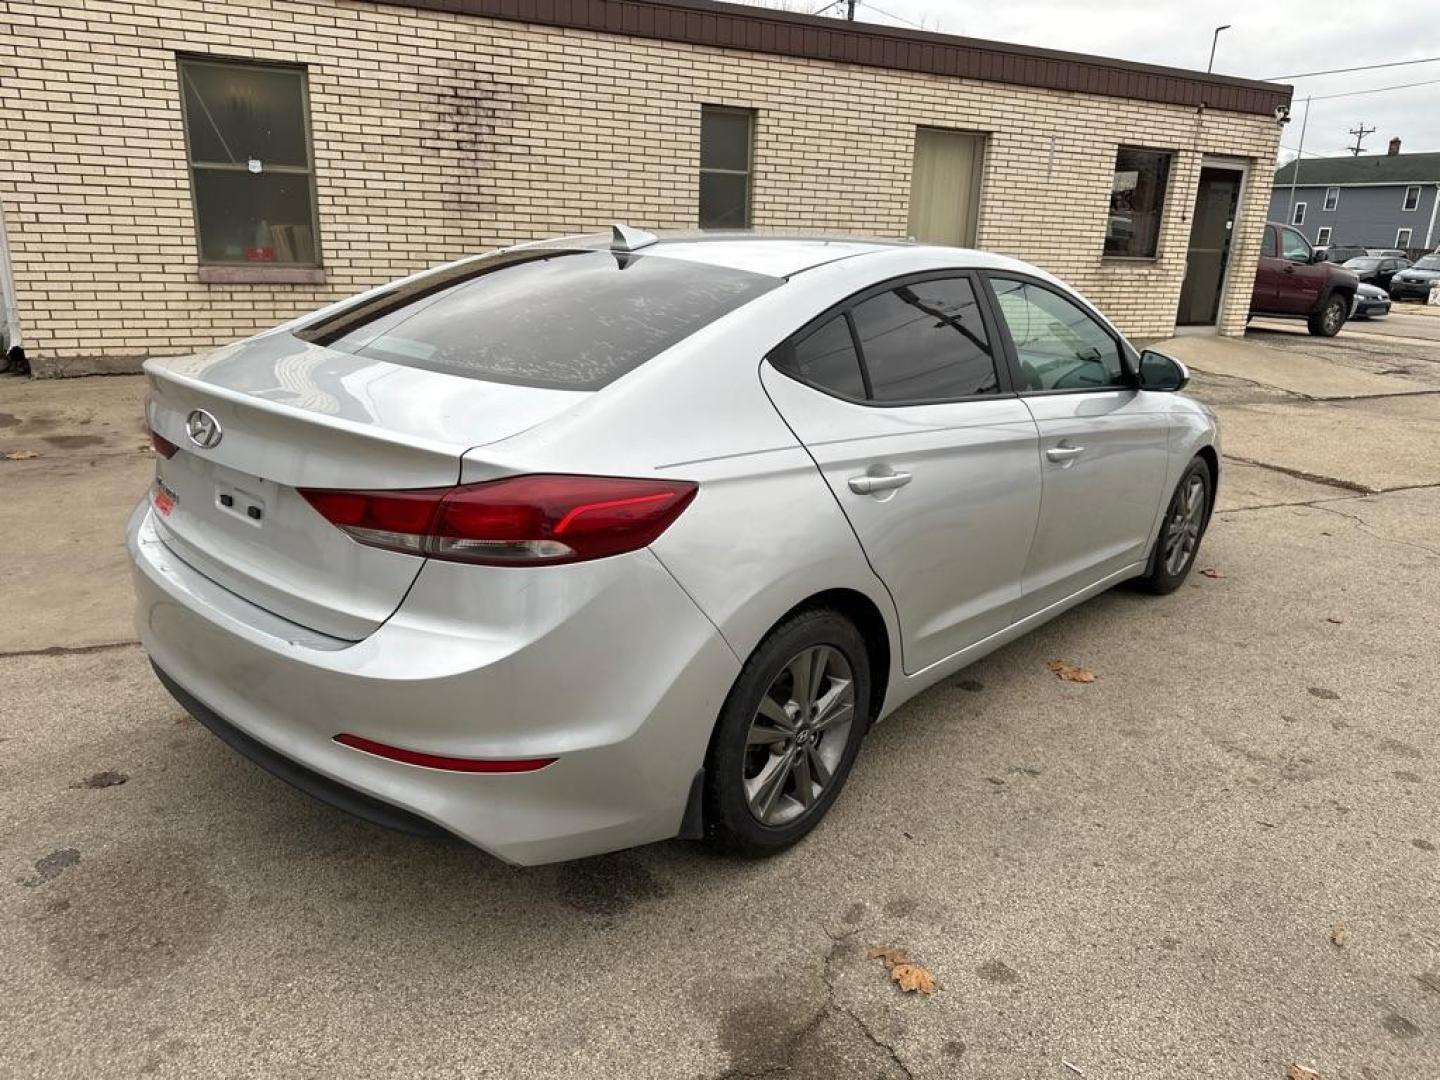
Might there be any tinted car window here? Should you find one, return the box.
[1262,229,1277,257]
[849,277,999,402]
[989,278,1126,392]
[770,315,866,399]
[297,249,780,390]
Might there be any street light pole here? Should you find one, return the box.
[1208,24,1231,73]
[1287,95,1311,225]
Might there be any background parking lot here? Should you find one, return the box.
[2,313,1438,1078]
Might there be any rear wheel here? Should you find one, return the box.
[1134,457,1213,595]
[1307,293,1348,337]
[703,609,870,856]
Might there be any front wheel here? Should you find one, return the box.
[1307,293,1348,337]
[702,609,871,856]
[1134,457,1213,594]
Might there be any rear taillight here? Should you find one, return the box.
[299,474,698,566]
[151,429,179,459]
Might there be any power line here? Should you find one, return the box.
[859,1,929,30]
[1267,56,1440,80]
[1308,75,1440,101]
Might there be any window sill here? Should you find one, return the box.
[1100,255,1162,265]
[197,266,327,285]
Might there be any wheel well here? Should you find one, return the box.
[1321,285,1353,310]
[778,588,892,723]
[1195,445,1220,525]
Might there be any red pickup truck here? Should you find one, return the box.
[1250,221,1359,337]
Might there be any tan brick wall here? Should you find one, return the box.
[0,0,1282,374]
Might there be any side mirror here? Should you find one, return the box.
[1311,248,1330,264]
[1138,349,1189,392]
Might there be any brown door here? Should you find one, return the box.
[1177,167,1242,325]
[907,129,984,246]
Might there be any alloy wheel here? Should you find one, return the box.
[1162,472,1207,576]
[742,645,855,826]
[1324,299,1344,334]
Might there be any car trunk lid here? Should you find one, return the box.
[145,332,587,640]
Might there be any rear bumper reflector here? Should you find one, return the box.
[333,733,557,773]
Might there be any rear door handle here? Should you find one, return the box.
[848,471,912,495]
[1045,444,1085,463]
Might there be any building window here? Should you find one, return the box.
[178,56,320,267]
[1292,202,1306,226]
[1403,185,1421,211]
[1316,226,1332,246]
[1323,187,1339,211]
[1105,147,1171,258]
[699,106,754,229]
[1396,228,1413,249]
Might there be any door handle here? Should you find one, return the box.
[848,471,912,495]
[1045,444,1085,463]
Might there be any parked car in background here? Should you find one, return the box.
[129,230,1217,865]
[1389,254,1440,301]
[1251,222,1359,336]
[1351,282,1391,319]
[1366,249,1408,258]
[1324,244,1369,263]
[1343,255,1411,290]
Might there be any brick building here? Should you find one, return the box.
[0,0,1290,376]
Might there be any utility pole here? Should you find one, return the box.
[1207,25,1231,73]
[1347,123,1376,156]
[846,0,856,18]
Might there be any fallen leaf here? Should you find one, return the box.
[1330,924,1348,947]
[890,963,937,994]
[866,945,911,970]
[1199,567,1224,578]
[1286,1064,1323,1080]
[1047,660,1096,684]
[3,449,39,460]
[1325,617,1343,625]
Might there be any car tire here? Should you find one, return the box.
[702,608,871,856]
[1134,457,1213,595]
[1307,293,1348,337]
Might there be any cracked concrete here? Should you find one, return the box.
[3,325,1440,1078]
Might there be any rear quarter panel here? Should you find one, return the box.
[456,263,912,706]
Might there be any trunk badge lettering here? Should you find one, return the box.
[186,409,223,449]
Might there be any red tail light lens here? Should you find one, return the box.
[299,474,697,566]
[151,429,179,459]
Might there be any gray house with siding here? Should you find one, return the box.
[1269,144,1440,254]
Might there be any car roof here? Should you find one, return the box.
[516,230,1038,279]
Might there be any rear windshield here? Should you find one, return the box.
[295,249,780,390]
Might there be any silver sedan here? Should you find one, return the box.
[130,230,1217,864]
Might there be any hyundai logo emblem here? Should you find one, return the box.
[185,409,223,449]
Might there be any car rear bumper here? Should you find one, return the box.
[128,502,739,865]
[1390,283,1435,300]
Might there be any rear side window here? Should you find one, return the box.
[296,249,780,390]
[770,316,866,399]
[848,277,999,401]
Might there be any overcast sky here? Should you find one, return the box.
[736,0,1440,161]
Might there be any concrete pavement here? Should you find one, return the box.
[2,325,1438,1078]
